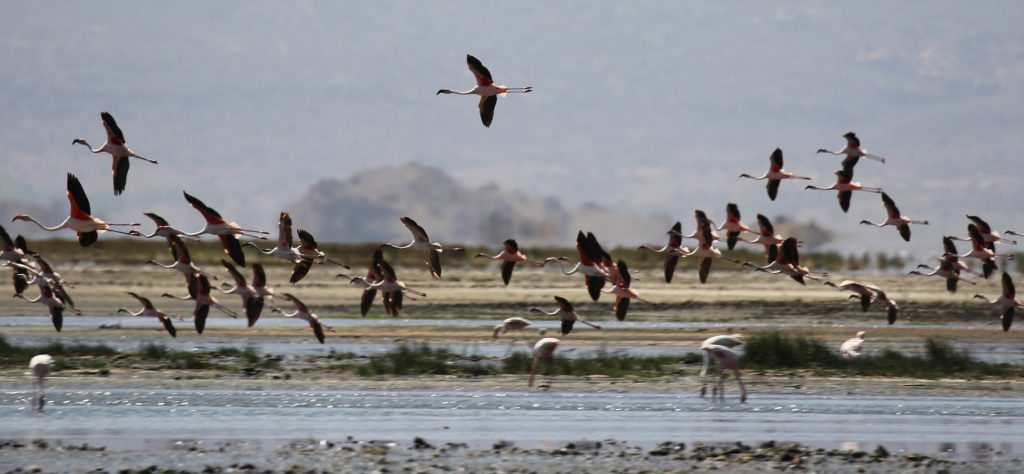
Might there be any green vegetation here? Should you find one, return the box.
[0,335,117,370]
[741,332,1022,379]
[18,236,946,273]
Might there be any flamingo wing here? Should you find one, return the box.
[290,259,313,284]
[219,234,245,267]
[113,155,130,195]
[756,214,774,236]
[78,231,98,247]
[66,173,92,218]
[194,304,209,334]
[503,238,518,253]
[781,238,800,267]
[221,259,247,286]
[880,192,900,219]
[1002,306,1015,332]
[766,179,781,201]
[478,95,497,128]
[162,317,177,337]
[554,295,574,312]
[585,275,605,301]
[844,131,860,148]
[297,229,318,251]
[668,222,682,248]
[617,260,631,288]
[1003,272,1015,299]
[942,236,957,256]
[101,112,126,145]
[501,260,516,286]
[312,320,326,343]
[183,191,226,224]
[169,234,191,263]
[245,296,263,327]
[966,215,992,234]
[50,305,63,332]
[400,216,430,242]
[616,297,630,321]
[466,54,493,86]
[252,263,267,288]
[360,287,378,316]
[279,212,294,248]
[698,256,712,284]
[283,293,310,313]
[144,212,171,227]
[838,190,852,213]
[664,254,679,283]
[561,319,575,336]
[897,224,911,242]
[0,224,14,250]
[428,249,442,279]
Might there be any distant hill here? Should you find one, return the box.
[288,163,677,246]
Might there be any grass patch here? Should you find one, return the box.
[502,350,685,378]
[741,332,1021,379]
[0,335,118,369]
[356,344,494,376]
[137,343,209,370]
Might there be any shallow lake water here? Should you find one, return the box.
[1,386,1022,463]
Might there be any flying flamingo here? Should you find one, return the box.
[701,344,747,403]
[956,224,1015,279]
[29,354,53,411]
[867,287,901,325]
[251,263,274,302]
[739,148,812,201]
[14,280,77,331]
[741,237,824,284]
[475,239,531,285]
[604,260,656,321]
[381,216,463,279]
[949,216,1018,247]
[182,191,268,267]
[162,274,237,334]
[717,203,752,250]
[245,212,349,283]
[817,132,887,165]
[72,112,158,195]
[530,295,602,336]
[337,249,385,316]
[540,231,611,300]
[146,234,215,294]
[742,214,786,261]
[698,334,742,398]
[823,280,877,312]
[680,217,721,284]
[362,260,427,317]
[117,292,180,337]
[839,331,866,358]
[973,272,1022,331]
[0,224,26,263]
[909,237,975,293]
[859,192,929,241]
[804,168,882,213]
[528,336,560,388]
[15,254,78,314]
[219,259,264,327]
[12,173,141,246]
[137,213,199,241]
[437,55,532,128]
[638,222,690,283]
[271,293,331,343]
[679,210,720,243]
[493,317,532,339]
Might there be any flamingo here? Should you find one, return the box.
[817,131,886,165]
[604,260,656,321]
[701,344,747,403]
[251,263,275,302]
[823,280,877,312]
[867,287,901,325]
[679,210,721,243]
[5,234,32,297]
[162,274,237,334]
[956,224,1014,279]
[28,354,53,411]
[137,213,199,241]
[638,222,690,283]
[528,336,560,388]
[745,238,823,284]
[117,292,180,337]
[475,239,531,286]
[146,234,214,294]
[839,331,866,358]
[742,214,786,261]
[698,334,742,398]
[381,216,463,279]
[909,237,975,293]
[12,173,141,246]
[219,259,264,327]
[493,317,532,339]
[181,191,268,266]
[18,254,78,314]
[530,295,602,336]
[973,272,1022,331]
[805,168,882,213]
[14,280,76,331]
[680,218,721,284]
[72,112,158,195]
[0,224,26,263]
[363,260,427,317]
[271,293,330,343]
[245,212,349,283]
[949,216,1018,247]
[540,231,610,301]
[739,148,812,201]
[337,249,385,316]
[860,192,928,241]
[436,54,532,128]
[717,203,752,250]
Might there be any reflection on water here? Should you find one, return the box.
[0,388,1020,462]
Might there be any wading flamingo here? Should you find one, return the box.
[702,344,747,403]
[698,334,742,398]
[437,55,532,127]
[528,336,560,388]
[28,354,53,411]
[839,331,866,358]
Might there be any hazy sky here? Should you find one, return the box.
[2,2,1022,256]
